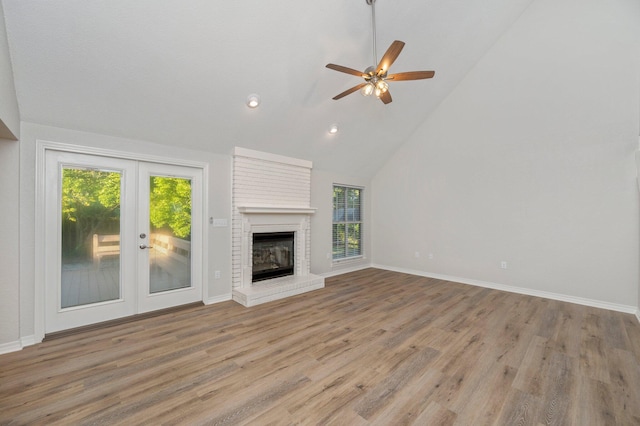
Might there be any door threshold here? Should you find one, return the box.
[43,302,204,341]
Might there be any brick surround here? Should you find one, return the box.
[231,147,324,306]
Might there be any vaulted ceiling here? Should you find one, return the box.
[2,0,534,176]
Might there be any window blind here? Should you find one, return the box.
[332,185,362,260]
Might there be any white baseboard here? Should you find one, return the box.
[0,340,23,355]
[21,335,37,348]
[636,309,640,324]
[371,263,638,315]
[205,293,232,305]
[320,262,373,278]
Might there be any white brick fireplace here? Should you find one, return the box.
[231,147,324,307]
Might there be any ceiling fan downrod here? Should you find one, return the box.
[366,0,378,68]
[361,0,387,97]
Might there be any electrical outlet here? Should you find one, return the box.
[326,253,331,260]
[414,251,420,258]
[428,253,434,260]
[214,270,221,279]
[501,261,507,269]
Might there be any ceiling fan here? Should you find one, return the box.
[326,0,435,104]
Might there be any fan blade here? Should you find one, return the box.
[379,90,392,104]
[386,70,435,81]
[376,40,405,76]
[326,64,367,78]
[332,83,368,100]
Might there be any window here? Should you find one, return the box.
[332,185,362,260]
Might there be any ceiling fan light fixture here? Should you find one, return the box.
[246,94,260,108]
[361,83,374,96]
[376,80,388,93]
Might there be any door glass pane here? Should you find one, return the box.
[61,168,121,308]
[148,176,192,293]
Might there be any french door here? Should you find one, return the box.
[44,150,203,333]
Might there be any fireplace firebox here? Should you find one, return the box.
[252,232,295,282]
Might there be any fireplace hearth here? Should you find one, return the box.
[252,232,294,282]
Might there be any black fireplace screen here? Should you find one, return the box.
[252,232,294,282]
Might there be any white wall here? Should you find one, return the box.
[0,2,21,352]
[372,0,640,308]
[637,149,640,317]
[18,122,232,342]
[310,170,372,276]
[0,1,19,139]
[0,139,20,352]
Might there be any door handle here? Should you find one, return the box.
[139,244,154,249]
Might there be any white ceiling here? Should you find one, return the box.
[2,0,533,177]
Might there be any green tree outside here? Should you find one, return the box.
[62,169,121,258]
[149,177,192,240]
[61,169,192,260]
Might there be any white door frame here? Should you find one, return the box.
[44,151,138,332]
[35,140,209,341]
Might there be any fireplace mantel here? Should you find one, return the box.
[237,206,317,215]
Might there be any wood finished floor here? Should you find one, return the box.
[1,268,640,425]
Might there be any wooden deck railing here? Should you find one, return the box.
[92,234,120,267]
[92,233,191,267]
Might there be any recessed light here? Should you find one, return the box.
[246,94,260,108]
[328,124,339,135]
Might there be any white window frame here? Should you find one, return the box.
[332,184,363,262]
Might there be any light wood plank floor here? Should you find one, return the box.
[2,268,639,425]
